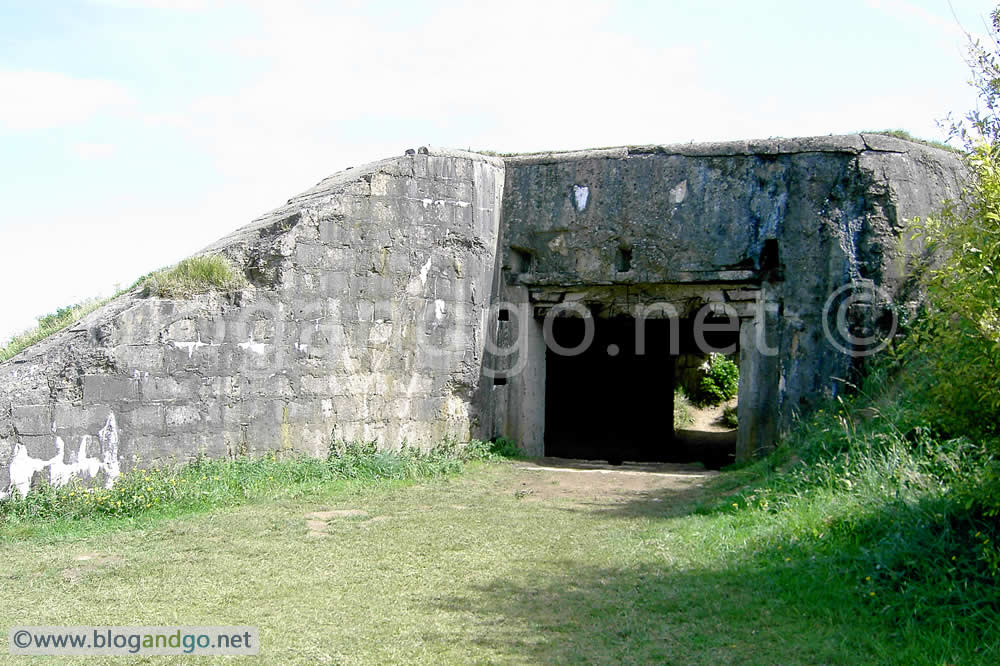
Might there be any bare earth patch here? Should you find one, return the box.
[510,457,716,506]
[305,509,382,536]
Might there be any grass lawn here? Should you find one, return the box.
[0,460,993,664]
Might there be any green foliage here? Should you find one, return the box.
[700,373,1000,645]
[693,353,739,406]
[482,436,525,459]
[721,404,738,429]
[142,255,247,298]
[673,389,694,429]
[890,11,1000,520]
[1,299,102,362]
[0,439,511,533]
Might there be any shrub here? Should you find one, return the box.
[721,405,738,429]
[693,354,739,406]
[142,255,247,298]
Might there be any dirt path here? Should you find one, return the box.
[507,457,717,508]
[687,397,737,433]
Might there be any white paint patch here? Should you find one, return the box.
[295,342,309,353]
[2,442,50,499]
[171,335,218,358]
[408,257,434,297]
[419,258,433,286]
[97,413,121,488]
[670,180,688,204]
[1,412,122,499]
[48,435,102,487]
[434,299,447,321]
[238,335,269,354]
[572,185,589,212]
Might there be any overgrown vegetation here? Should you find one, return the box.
[0,272,148,362]
[692,353,739,406]
[721,404,738,429]
[0,299,108,362]
[673,388,694,429]
[141,254,247,298]
[697,365,1000,659]
[862,128,960,152]
[0,438,522,540]
[700,17,1000,654]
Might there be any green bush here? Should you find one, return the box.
[693,354,739,406]
[142,255,247,298]
[721,405,738,429]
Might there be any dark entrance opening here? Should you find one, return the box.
[544,315,739,468]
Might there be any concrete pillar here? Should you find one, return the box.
[508,317,546,456]
[736,298,781,460]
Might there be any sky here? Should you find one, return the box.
[0,0,996,344]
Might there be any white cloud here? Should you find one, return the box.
[0,70,132,131]
[72,142,117,159]
[865,0,990,43]
[86,0,222,9]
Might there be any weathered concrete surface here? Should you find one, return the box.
[0,135,966,495]
[1,150,504,497]
[488,134,965,458]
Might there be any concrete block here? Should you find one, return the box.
[12,404,54,436]
[83,375,139,405]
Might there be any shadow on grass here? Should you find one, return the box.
[431,480,1000,665]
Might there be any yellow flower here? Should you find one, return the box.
[865,576,871,581]
[869,592,875,597]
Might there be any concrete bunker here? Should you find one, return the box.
[495,284,759,468]
[0,136,968,496]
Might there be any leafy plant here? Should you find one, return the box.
[693,354,739,406]
[721,405,738,429]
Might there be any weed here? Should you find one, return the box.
[721,404,738,429]
[0,438,519,539]
[861,128,960,152]
[141,255,247,298]
[674,389,694,429]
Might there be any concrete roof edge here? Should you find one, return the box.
[495,134,961,164]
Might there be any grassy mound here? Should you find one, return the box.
[697,360,1000,658]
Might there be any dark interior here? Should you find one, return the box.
[544,315,739,468]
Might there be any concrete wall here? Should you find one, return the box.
[0,135,967,495]
[485,135,965,457]
[0,151,504,498]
